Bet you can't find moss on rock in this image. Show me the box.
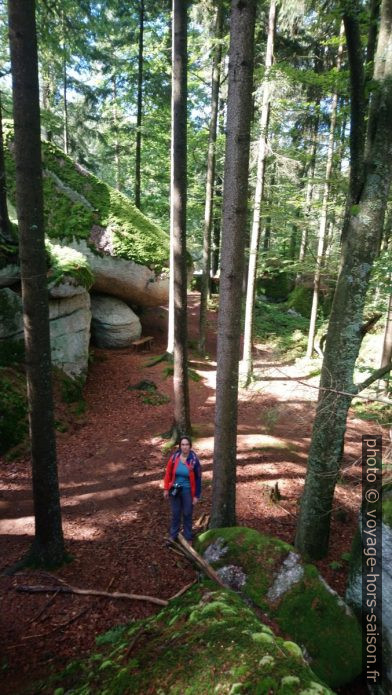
[196,528,362,689]
[48,584,334,695]
[4,126,169,272]
[46,241,94,290]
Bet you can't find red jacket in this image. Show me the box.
[163,450,201,499]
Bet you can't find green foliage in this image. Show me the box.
[253,301,309,358]
[46,240,94,289]
[0,368,28,454]
[258,272,293,301]
[287,286,313,318]
[352,401,392,426]
[0,338,25,367]
[139,391,170,406]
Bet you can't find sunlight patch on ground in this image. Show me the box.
[236,433,296,451]
[61,486,131,506]
[0,516,34,535]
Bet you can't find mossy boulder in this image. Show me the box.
[4,126,169,273]
[258,272,293,302]
[196,527,362,688]
[48,584,335,695]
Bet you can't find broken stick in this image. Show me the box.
[16,584,168,606]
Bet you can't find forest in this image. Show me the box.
[0,0,391,693]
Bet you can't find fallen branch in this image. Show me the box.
[16,584,168,606]
[169,534,226,588]
[168,580,197,601]
[26,589,60,625]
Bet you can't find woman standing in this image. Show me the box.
[163,436,201,543]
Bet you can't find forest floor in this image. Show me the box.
[0,292,384,694]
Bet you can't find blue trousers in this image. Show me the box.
[170,488,193,541]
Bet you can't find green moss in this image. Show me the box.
[46,241,94,289]
[4,127,169,272]
[0,338,25,367]
[197,527,291,609]
[196,527,362,689]
[47,584,334,695]
[258,272,293,301]
[287,287,313,318]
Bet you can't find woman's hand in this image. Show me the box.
[193,497,198,505]
[164,490,169,500]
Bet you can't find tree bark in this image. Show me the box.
[210,0,256,528]
[241,0,276,385]
[306,23,344,359]
[295,0,392,559]
[0,92,12,243]
[199,2,224,356]
[112,76,121,191]
[62,12,68,155]
[134,0,144,209]
[379,290,392,394]
[171,0,190,438]
[8,0,66,567]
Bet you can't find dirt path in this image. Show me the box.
[0,293,376,693]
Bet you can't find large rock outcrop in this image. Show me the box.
[4,127,170,308]
[0,286,91,378]
[64,238,169,307]
[197,527,362,689]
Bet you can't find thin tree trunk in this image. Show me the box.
[135,0,144,209]
[295,0,392,559]
[379,290,392,394]
[112,77,121,192]
[210,0,256,528]
[199,2,224,356]
[306,24,344,359]
[241,0,276,385]
[171,0,190,438]
[8,0,66,567]
[0,92,12,243]
[62,14,68,155]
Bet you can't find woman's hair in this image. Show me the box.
[179,435,192,447]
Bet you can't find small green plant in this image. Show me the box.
[329,561,343,571]
[139,391,170,406]
[352,401,392,426]
[260,406,280,433]
[96,626,127,646]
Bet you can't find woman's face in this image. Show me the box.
[180,439,191,455]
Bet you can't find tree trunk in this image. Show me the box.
[0,92,12,243]
[112,76,121,191]
[8,0,66,567]
[241,0,276,386]
[62,13,68,155]
[379,290,392,394]
[134,0,144,210]
[306,23,344,359]
[295,0,392,559]
[199,2,224,356]
[210,0,256,528]
[171,0,190,438]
